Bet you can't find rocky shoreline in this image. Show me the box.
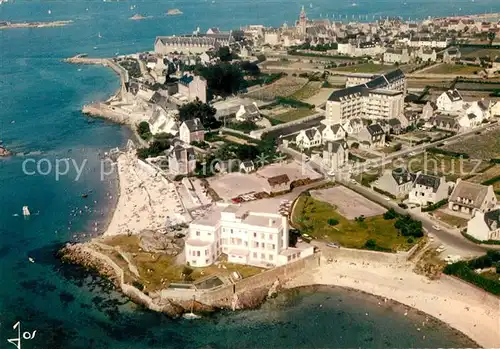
[0,145,12,157]
[58,242,279,318]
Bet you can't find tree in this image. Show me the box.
[327,218,339,226]
[487,31,496,46]
[178,99,219,128]
[383,208,398,220]
[137,121,152,140]
[196,63,244,95]
[257,54,266,63]
[364,239,377,249]
[240,61,260,76]
[217,46,233,62]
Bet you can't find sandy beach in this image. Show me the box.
[288,258,500,348]
[104,150,188,236]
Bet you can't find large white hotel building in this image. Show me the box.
[185,204,314,268]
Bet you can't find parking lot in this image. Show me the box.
[207,161,322,201]
[310,186,386,220]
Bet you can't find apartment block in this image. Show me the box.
[185,204,314,268]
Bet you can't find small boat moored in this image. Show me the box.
[22,206,30,216]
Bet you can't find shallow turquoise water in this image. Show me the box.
[0,0,498,347]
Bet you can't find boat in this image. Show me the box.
[98,32,102,38]
[28,257,35,263]
[22,206,30,216]
[81,193,88,198]
[182,296,201,320]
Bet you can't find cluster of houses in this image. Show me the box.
[373,169,500,241]
[423,89,494,131]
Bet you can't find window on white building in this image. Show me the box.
[268,234,272,240]
[269,254,273,260]
[192,260,196,265]
[261,253,265,259]
[205,249,208,256]
[196,231,200,236]
[205,259,209,264]
[272,244,276,250]
[196,251,200,257]
[253,232,257,238]
[253,252,257,258]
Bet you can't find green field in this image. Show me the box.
[330,63,395,74]
[269,108,315,122]
[425,64,481,75]
[292,196,418,251]
[290,81,322,100]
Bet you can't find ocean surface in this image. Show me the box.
[0,0,498,348]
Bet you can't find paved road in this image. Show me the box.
[342,181,490,254]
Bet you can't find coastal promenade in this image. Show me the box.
[287,258,500,348]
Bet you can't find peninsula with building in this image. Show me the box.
[61,8,500,347]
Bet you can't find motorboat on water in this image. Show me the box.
[182,296,201,320]
[22,206,30,216]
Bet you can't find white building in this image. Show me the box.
[177,73,207,103]
[409,174,449,206]
[185,204,314,267]
[148,106,179,136]
[436,89,464,112]
[325,69,406,124]
[467,209,500,241]
[448,179,497,216]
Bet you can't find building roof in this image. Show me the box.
[267,174,290,187]
[179,74,194,85]
[414,174,441,192]
[445,89,462,102]
[484,209,500,231]
[388,118,401,127]
[183,118,204,132]
[323,140,346,153]
[169,144,195,161]
[449,180,490,209]
[366,123,384,136]
[392,167,415,185]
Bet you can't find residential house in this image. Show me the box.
[320,123,346,142]
[148,106,179,136]
[436,89,463,112]
[177,73,207,103]
[295,128,322,149]
[184,203,314,267]
[383,48,410,64]
[267,174,291,193]
[467,209,500,241]
[387,118,402,134]
[413,47,437,62]
[322,140,349,172]
[373,167,416,198]
[235,103,261,122]
[168,144,197,175]
[356,123,386,149]
[409,174,449,206]
[214,159,239,173]
[179,118,205,144]
[342,118,363,135]
[442,47,461,63]
[240,160,255,173]
[448,179,498,216]
[422,101,437,120]
[491,101,500,117]
[428,114,461,132]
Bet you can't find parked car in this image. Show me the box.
[432,225,441,231]
[326,242,339,248]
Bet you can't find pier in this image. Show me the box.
[64,54,129,100]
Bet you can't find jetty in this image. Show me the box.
[64,54,129,100]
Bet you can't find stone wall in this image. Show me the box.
[321,243,420,264]
[198,253,320,304]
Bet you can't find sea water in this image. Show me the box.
[0,0,497,347]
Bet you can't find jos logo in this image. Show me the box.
[7,321,36,349]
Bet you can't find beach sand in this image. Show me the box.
[104,150,187,236]
[288,258,500,348]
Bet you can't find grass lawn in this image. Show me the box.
[353,172,379,186]
[290,81,322,100]
[330,63,395,74]
[395,152,491,181]
[271,108,315,122]
[292,196,418,251]
[444,129,500,160]
[462,48,500,58]
[99,235,262,292]
[425,64,481,75]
